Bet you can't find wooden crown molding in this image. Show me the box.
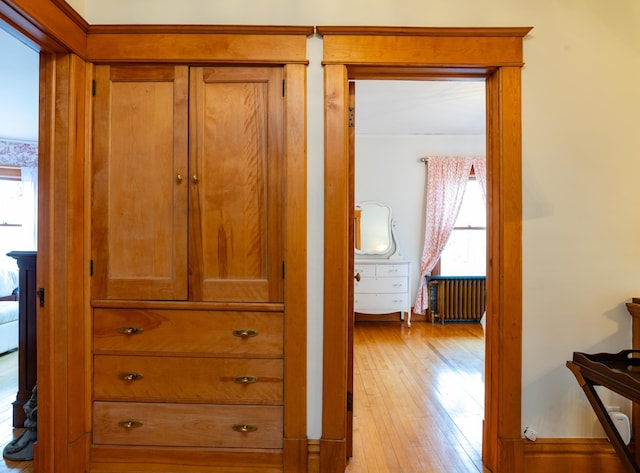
[318,26,532,67]
[86,24,314,63]
[316,25,532,37]
[88,24,314,36]
[0,0,87,54]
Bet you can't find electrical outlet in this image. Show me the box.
[523,427,537,441]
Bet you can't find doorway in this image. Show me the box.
[319,26,529,473]
[0,23,39,463]
[351,78,487,469]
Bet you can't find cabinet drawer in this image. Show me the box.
[94,355,283,403]
[354,293,408,312]
[375,264,409,277]
[94,309,283,356]
[355,277,407,294]
[353,263,376,278]
[93,401,283,449]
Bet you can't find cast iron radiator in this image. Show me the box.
[427,276,486,323]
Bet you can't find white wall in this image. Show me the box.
[0,28,39,142]
[355,133,486,300]
[79,0,640,440]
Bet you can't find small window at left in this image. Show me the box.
[0,167,23,226]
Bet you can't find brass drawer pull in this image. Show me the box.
[118,420,143,430]
[117,326,144,335]
[232,329,258,338]
[233,375,258,384]
[232,424,258,433]
[118,372,144,382]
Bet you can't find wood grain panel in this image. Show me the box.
[94,355,283,403]
[93,308,283,357]
[523,438,626,473]
[282,62,308,456]
[189,67,283,303]
[321,63,349,473]
[86,28,311,64]
[93,401,283,449]
[90,445,283,472]
[92,65,189,300]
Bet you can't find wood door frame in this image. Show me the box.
[318,26,531,473]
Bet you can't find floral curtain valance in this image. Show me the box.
[0,139,38,167]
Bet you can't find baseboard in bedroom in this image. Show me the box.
[523,437,627,473]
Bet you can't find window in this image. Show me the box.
[0,167,26,268]
[439,178,486,276]
[0,167,23,225]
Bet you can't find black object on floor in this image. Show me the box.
[3,385,36,461]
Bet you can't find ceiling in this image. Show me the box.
[0,27,39,142]
[354,80,486,136]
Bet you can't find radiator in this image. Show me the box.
[427,276,486,323]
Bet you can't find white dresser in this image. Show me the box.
[354,259,412,326]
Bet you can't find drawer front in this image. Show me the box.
[355,277,407,294]
[375,264,409,277]
[354,293,408,312]
[93,401,283,449]
[353,263,375,278]
[94,356,283,403]
[94,309,283,356]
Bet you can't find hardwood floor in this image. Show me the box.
[0,350,32,473]
[347,320,485,473]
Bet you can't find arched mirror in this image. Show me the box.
[355,201,397,257]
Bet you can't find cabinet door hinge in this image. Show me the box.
[36,288,45,308]
[282,79,285,97]
[92,80,96,96]
[90,259,94,276]
[348,107,355,128]
[347,391,353,411]
[282,261,285,279]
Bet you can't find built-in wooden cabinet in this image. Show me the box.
[92,65,283,303]
[91,61,297,472]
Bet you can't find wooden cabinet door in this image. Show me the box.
[189,67,284,302]
[92,65,189,300]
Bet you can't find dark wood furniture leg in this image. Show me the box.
[7,251,37,428]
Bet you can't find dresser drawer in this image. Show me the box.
[355,277,407,294]
[93,309,283,356]
[375,264,409,277]
[94,355,283,403]
[93,401,283,449]
[353,263,376,278]
[354,293,409,312]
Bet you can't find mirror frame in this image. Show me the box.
[354,200,394,257]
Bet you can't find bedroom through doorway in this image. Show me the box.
[349,79,487,471]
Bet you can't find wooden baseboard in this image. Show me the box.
[523,438,627,473]
[307,437,629,473]
[307,439,320,473]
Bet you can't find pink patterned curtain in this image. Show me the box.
[472,156,487,203]
[0,139,38,167]
[414,156,475,314]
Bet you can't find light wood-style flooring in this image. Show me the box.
[0,350,32,473]
[347,321,485,473]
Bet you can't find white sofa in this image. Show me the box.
[0,267,19,354]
